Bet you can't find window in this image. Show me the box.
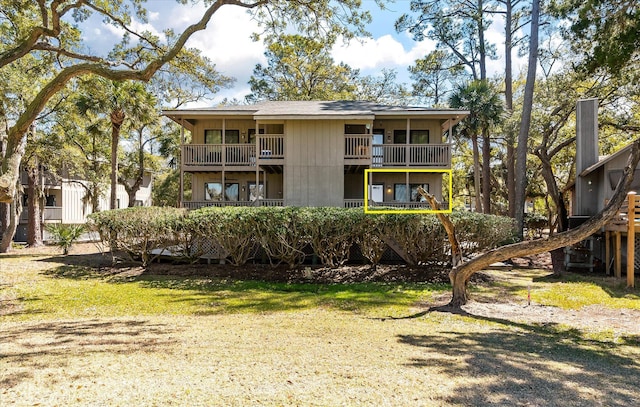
[394,183,429,202]
[248,128,265,144]
[45,195,56,206]
[205,129,222,144]
[225,183,239,201]
[345,124,367,134]
[225,130,240,144]
[393,130,430,144]
[204,129,240,144]
[248,182,265,201]
[205,182,223,201]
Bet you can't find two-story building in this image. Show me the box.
[163,100,468,209]
[15,168,153,242]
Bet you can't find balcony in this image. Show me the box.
[182,200,284,210]
[182,135,285,170]
[20,206,63,223]
[344,135,451,168]
[343,200,450,210]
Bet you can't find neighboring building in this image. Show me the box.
[570,98,638,284]
[15,168,153,242]
[163,100,468,209]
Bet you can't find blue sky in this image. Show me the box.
[83,0,526,106]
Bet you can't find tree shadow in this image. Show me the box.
[1,319,176,390]
[397,306,640,406]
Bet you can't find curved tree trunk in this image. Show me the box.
[418,187,463,267]
[0,194,21,253]
[449,136,640,307]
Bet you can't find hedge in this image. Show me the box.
[88,206,516,267]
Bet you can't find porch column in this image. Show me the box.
[405,171,410,205]
[221,118,226,201]
[255,121,260,204]
[406,118,411,167]
[179,118,184,208]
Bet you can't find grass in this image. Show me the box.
[2,248,640,406]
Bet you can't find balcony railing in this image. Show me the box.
[344,200,450,210]
[344,135,371,159]
[183,135,285,167]
[20,206,63,222]
[344,136,451,167]
[182,200,284,210]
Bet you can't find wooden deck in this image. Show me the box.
[604,191,639,287]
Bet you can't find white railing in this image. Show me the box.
[20,206,63,222]
[183,144,224,166]
[373,144,451,167]
[258,135,284,159]
[344,199,364,208]
[182,144,257,166]
[368,201,450,210]
[345,135,371,159]
[44,206,63,221]
[182,200,284,209]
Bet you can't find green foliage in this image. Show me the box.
[88,207,187,267]
[450,211,516,253]
[252,207,309,268]
[302,207,361,267]
[186,207,257,266]
[88,206,515,268]
[45,224,86,255]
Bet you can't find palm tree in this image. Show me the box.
[76,77,156,210]
[449,80,504,213]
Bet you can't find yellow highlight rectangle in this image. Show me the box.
[364,168,453,214]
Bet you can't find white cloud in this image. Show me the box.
[332,35,437,73]
[185,5,265,100]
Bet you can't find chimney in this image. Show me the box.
[575,98,599,216]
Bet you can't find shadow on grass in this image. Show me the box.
[397,306,640,406]
[0,319,177,390]
[534,271,639,299]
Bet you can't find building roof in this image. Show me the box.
[163,100,469,123]
[580,143,633,176]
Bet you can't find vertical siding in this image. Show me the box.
[285,120,344,207]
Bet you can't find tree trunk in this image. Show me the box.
[110,109,125,210]
[0,195,21,253]
[418,187,463,267]
[482,128,491,214]
[449,136,640,306]
[0,132,26,203]
[26,165,43,247]
[504,0,516,218]
[472,134,483,212]
[514,0,540,239]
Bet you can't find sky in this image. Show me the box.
[84,0,528,106]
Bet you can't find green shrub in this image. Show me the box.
[88,206,515,268]
[302,207,361,267]
[45,223,86,255]
[450,211,516,255]
[88,207,187,266]
[187,207,257,266]
[252,207,309,268]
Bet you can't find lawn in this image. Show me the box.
[2,245,640,406]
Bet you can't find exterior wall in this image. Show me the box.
[372,118,443,144]
[192,172,283,201]
[191,118,257,144]
[284,119,344,207]
[369,172,443,202]
[575,99,599,216]
[182,114,453,207]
